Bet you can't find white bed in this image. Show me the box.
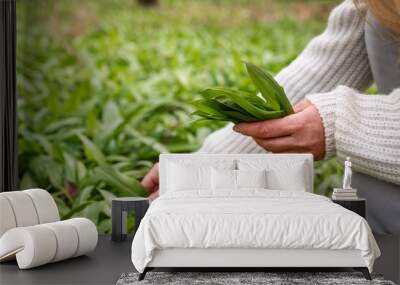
[131,154,380,280]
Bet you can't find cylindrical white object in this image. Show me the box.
[0,188,98,269]
[42,221,79,262]
[0,226,57,269]
[66,218,98,257]
[24,189,60,224]
[0,218,98,269]
[0,196,17,237]
[1,192,39,227]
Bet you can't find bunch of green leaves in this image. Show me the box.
[193,62,294,124]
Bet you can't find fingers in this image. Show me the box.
[141,163,159,193]
[234,113,302,139]
[149,190,159,202]
[253,136,299,153]
[233,100,325,158]
[293,99,311,113]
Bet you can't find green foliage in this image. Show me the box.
[193,62,293,123]
[245,62,293,114]
[16,0,342,233]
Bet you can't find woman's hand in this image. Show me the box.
[233,100,325,160]
[141,162,160,201]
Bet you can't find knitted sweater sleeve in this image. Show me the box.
[306,87,400,185]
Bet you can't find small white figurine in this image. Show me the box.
[342,157,352,190]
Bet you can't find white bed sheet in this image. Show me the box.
[131,190,380,273]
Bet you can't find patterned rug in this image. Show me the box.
[117,271,395,285]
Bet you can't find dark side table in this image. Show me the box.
[112,197,149,242]
[332,198,366,218]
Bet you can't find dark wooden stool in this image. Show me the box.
[112,197,149,242]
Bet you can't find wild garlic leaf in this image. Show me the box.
[193,62,293,123]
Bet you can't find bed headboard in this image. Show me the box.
[159,153,314,194]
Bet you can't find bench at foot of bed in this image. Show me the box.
[137,267,372,281]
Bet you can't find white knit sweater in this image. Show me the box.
[197,0,400,185]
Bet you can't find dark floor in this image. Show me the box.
[1,234,398,285]
[0,235,134,285]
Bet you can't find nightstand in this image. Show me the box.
[111,197,150,242]
[332,198,366,218]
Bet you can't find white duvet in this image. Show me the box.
[131,190,380,273]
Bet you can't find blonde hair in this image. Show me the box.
[363,0,400,34]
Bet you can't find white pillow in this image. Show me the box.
[238,159,307,191]
[236,169,267,189]
[266,166,306,191]
[211,169,268,191]
[211,168,236,190]
[167,163,211,191]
